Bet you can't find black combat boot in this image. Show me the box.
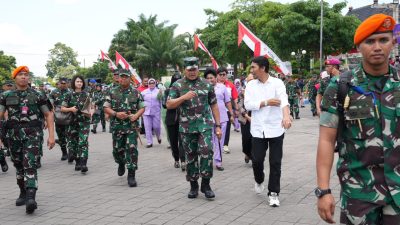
[61,147,68,161]
[118,163,125,176]
[68,150,75,163]
[127,169,137,187]
[37,157,41,169]
[102,126,106,132]
[81,158,88,173]
[188,181,199,199]
[91,125,97,134]
[295,112,300,119]
[200,178,215,199]
[0,155,8,172]
[16,180,26,206]
[75,158,81,171]
[25,188,37,214]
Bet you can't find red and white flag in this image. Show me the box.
[115,51,142,84]
[238,20,290,75]
[100,50,118,71]
[194,34,219,69]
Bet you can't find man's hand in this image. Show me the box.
[116,112,129,120]
[317,194,336,224]
[282,115,292,129]
[230,115,235,124]
[47,136,55,150]
[267,98,281,107]
[317,109,322,117]
[129,114,139,122]
[70,106,78,113]
[215,127,222,140]
[182,91,197,101]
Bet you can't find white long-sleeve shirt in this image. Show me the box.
[244,76,289,138]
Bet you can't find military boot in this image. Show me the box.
[102,126,106,132]
[81,158,88,173]
[68,150,75,163]
[25,188,37,214]
[0,155,8,172]
[91,125,97,134]
[200,178,215,199]
[118,163,125,176]
[295,112,300,119]
[61,147,68,161]
[37,157,41,169]
[127,169,137,187]
[16,180,26,206]
[188,181,199,199]
[74,158,81,171]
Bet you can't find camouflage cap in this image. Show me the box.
[183,57,199,70]
[119,69,131,77]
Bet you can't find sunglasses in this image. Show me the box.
[218,73,227,76]
[149,82,156,84]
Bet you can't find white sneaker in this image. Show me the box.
[223,145,230,154]
[268,192,280,207]
[254,183,264,194]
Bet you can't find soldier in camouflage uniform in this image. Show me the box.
[285,76,300,119]
[0,80,13,172]
[306,75,318,116]
[0,66,55,214]
[167,57,222,199]
[316,14,400,224]
[61,75,91,173]
[49,78,70,161]
[91,83,105,133]
[316,59,341,116]
[104,70,145,187]
[107,72,120,133]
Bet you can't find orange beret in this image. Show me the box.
[12,66,29,79]
[354,14,396,45]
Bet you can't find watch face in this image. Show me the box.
[315,188,322,197]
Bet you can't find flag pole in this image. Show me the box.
[319,0,324,72]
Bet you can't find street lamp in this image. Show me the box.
[291,50,307,74]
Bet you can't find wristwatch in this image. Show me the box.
[314,187,331,198]
[215,124,221,128]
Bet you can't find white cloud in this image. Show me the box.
[0,23,32,46]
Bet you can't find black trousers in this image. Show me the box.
[166,124,185,162]
[252,134,284,194]
[224,112,231,146]
[241,122,252,159]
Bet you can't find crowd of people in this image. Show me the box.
[1,13,400,225]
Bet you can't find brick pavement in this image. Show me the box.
[0,106,340,224]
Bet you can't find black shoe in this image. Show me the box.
[181,162,186,172]
[37,157,41,169]
[68,150,75,163]
[25,188,37,214]
[167,146,171,149]
[81,158,88,173]
[75,158,81,171]
[244,155,250,164]
[102,127,106,132]
[118,164,125,176]
[91,129,97,134]
[61,148,68,161]
[200,179,215,199]
[295,113,300,119]
[216,166,224,171]
[158,139,162,144]
[188,181,199,199]
[127,170,137,187]
[16,188,26,206]
[0,157,8,172]
[146,144,153,148]
[174,161,180,168]
[55,139,60,145]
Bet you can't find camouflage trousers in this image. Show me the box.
[309,95,316,114]
[55,124,68,150]
[288,97,299,115]
[67,121,90,159]
[92,110,106,128]
[112,129,138,171]
[39,130,44,157]
[340,195,400,225]
[180,130,213,181]
[7,128,41,189]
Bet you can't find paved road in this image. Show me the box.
[0,106,340,224]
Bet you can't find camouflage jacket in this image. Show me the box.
[285,82,299,99]
[103,85,144,132]
[317,77,330,95]
[306,80,318,98]
[92,90,105,108]
[62,90,91,123]
[320,64,400,206]
[0,88,50,139]
[168,77,217,133]
[50,88,70,107]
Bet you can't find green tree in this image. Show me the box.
[77,60,111,83]
[46,42,79,78]
[0,51,16,83]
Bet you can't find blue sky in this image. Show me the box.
[0,0,379,77]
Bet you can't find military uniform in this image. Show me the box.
[306,78,318,116]
[104,82,144,186]
[317,76,330,97]
[286,81,300,119]
[62,90,91,172]
[50,87,70,160]
[168,77,217,182]
[91,86,105,133]
[0,86,10,173]
[320,64,400,223]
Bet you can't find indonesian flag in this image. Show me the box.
[238,20,290,76]
[194,34,219,69]
[100,50,118,71]
[115,51,142,85]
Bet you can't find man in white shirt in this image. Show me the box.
[244,56,291,207]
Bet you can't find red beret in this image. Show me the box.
[354,14,396,45]
[12,66,29,79]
